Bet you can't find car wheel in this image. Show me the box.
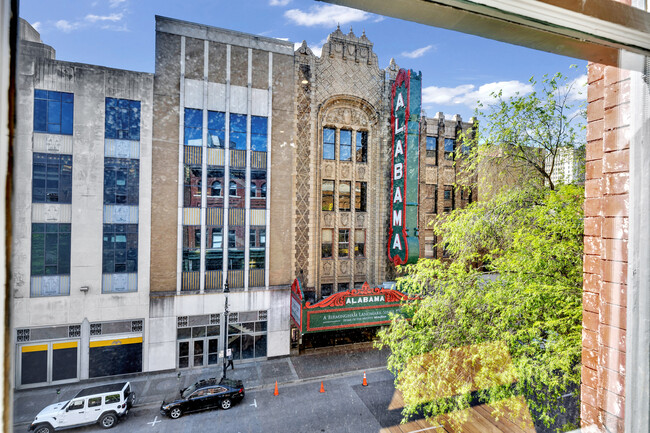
[220,398,232,410]
[99,412,117,429]
[33,424,53,433]
[170,407,183,419]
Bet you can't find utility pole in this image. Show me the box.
[222,279,229,379]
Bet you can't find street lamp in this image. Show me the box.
[222,279,229,379]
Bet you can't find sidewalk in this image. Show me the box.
[13,344,390,426]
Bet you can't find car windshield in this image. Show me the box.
[181,383,198,399]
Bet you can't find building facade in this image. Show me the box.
[418,113,475,259]
[147,16,295,372]
[12,19,154,387]
[12,16,477,385]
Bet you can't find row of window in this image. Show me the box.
[425,136,470,164]
[183,166,266,208]
[323,128,367,162]
[182,226,266,272]
[321,228,365,259]
[322,180,366,212]
[185,109,268,151]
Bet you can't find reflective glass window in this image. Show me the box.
[228,227,245,270]
[339,181,351,212]
[322,229,332,258]
[251,116,267,152]
[183,165,202,208]
[105,98,140,140]
[229,169,245,208]
[250,226,265,269]
[104,158,139,205]
[340,129,352,161]
[322,180,334,211]
[205,226,223,271]
[207,111,225,148]
[338,229,349,258]
[32,153,72,204]
[356,131,367,163]
[184,108,203,146]
[355,181,366,212]
[34,90,73,135]
[323,128,335,160]
[229,114,247,150]
[31,223,71,276]
[182,226,201,272]
[102,224,138,274]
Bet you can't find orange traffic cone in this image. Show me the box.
[319,381,325,393]
[273,380,279,396]
[362,371,368,387]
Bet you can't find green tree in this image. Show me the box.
[459,70,586,193]
[377,185,584,430]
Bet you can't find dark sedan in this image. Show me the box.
[160,377,245,419]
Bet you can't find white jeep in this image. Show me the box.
[28,382,135,433]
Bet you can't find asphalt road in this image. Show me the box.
[36,369,430,433]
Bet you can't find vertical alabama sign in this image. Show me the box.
[389,69,421,265]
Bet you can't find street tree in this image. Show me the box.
[459,70,586,193]
[377,185,584,431]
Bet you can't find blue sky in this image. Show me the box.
[19,0,587,121]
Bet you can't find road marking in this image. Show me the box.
[250,398,257,408]
[147,416,161,427]
[409,426,443,433]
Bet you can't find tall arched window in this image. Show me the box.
[229,180,237,197]
[250,183,257,197]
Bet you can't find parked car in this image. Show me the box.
[29,382,135,433]
[160,377,245,419]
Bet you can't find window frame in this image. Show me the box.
[339,181,351,212]
[323,127,335,160]
[356,130,368,163]
[32,153,73,204]
[339,129,352,161]
[321,229,333,259]
[338,229,350,258]
[34,89,74,135]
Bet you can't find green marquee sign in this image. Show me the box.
[388,68,421,266]
[290,280,410,334]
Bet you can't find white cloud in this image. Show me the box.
[565,74,587,102]
[285,4,370,27]
[85,13,123,23]
[32,22,42,32]
[55,20,82,33]
[401,45,434,59]
[269,0,291,6]
[109,0,127,7]
[422,80,534,109]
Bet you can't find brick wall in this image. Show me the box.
[582,58,631,432]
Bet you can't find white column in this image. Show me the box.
[222,45,231,289]
[199,40,209,293]
[176,36,186,294]
[265,52,272,289]
[244,48,252,291]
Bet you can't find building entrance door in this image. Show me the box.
[178,336,221,369]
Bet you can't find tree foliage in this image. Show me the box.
[377,185,584,430]
[459,70,586,193]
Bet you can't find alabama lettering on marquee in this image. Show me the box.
[388,69,421,266]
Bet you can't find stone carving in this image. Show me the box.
[325,107,368,127]
[339,261,349,275]
[44,204,59,221]
[324,213,333,227]
[323,162,334,178]
[46,136,61,152]
[341,213,350,226]
[356,214,365,226]
[323,261,333,276]
[355,260,365,274]
[357,165,366,178]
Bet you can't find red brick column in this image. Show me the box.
[582,59,630,432]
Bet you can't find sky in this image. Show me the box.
[19,0,587,121]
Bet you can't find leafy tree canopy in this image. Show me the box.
[458,70,586,193]
[377,185,584,431]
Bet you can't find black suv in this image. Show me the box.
[160,377,245,419]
